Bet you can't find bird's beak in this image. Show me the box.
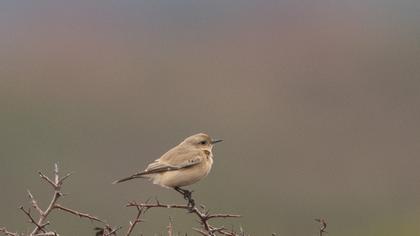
[211,139,223,144]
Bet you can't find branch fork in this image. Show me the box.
[126,195,241,236]
[1,163,116,236]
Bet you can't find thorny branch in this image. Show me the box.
[19,206,49,233]
[126,197,241,236]
[124,203,144,236]
[54,204,106,223]
[1,164,115,236]
[1,163,328,236]
[0,227,17,236]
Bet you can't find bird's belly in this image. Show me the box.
[154,160,212,188]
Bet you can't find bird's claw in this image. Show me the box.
[175,187,196,210]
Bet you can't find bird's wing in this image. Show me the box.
[112,147,205,184]
[143,154,202,174]
[142,147,205,174]
[112,156,202,184]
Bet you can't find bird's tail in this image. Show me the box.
[112,173,147,184]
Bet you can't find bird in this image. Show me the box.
[113,133,223,208]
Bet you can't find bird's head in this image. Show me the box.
[181,133,223,151]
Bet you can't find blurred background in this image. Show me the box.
[1,0,420,235]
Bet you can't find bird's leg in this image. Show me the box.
[174,187,195,210]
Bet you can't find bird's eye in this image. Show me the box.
[200,140,207,145]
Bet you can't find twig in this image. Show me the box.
[28,163,111,236]
[127,199,240,236]
[167,217,173,236]
[22,163,111,236]
[34,232,59,236]
[30,164,63,235]
[58,172,74,185]
[207,214,242,219]
[125,202,145,236]
[0,227,18,236]
[27,190,43,215]
[54,204,105,223]
[37,172,56,189]
[193,228,209,236]
[19,206,49,233]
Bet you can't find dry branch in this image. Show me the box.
[19,206,49,233]
[54,204,105,223]
[127,197,241,236]
[0,227,18,236]
[1,163,257,236]
[1,163,113,236]
[125,203,144,236]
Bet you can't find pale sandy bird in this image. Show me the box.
[113,133,222,207]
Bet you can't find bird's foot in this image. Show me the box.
[174,187,195,211]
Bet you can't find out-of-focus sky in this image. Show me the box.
[1,0,420,235]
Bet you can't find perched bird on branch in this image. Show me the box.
[113,133,223,208]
